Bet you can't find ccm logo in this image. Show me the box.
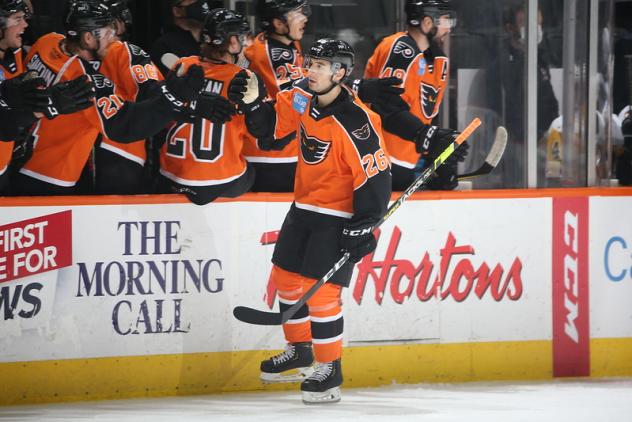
[343,227,373,237]
[563,210,580,343]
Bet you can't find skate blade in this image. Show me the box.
[260,366,314,384]
[301,387,341,404]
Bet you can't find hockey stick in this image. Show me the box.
[457,126,507,180]
[233,117,482,326]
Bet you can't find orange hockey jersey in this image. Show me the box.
[160,56,253,186]
[242,33,305,164]
[22,33,179,187]
[273,79,391,220]
[364,32,449,168]
[0,47,25,178]
[98,41,163,165]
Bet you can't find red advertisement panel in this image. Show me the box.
[0,211,72,283]
[552,197,589,377]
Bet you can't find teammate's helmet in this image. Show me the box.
[65,1,115,37]
[307,38,354,81]
[201,8,249,46]
[256,0,311,31]
[405,0,454,26]
[103,0,132,26]
[0,0,31,29]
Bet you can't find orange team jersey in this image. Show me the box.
[242,33,306,164]
[273,79,391,219]
[0,47,25,177]
[160,56,253,186]
[22,33,175,187]
[98,41,163,165]
[364,32,449,168]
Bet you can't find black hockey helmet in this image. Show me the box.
[103,0,132,26]
[256,0,311,31]
[65,1,115,37]
[307,38,354,81]
[405,0,455,27]
[0,0,31,29]
[201,8,249,46]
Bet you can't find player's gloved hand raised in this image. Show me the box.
[43,75,96,119]
[355,77,404,102]
[340,220,377,264]
[165,63,205,103]
[228,69,267,112]
[0,71,49,111]
[190,92,235,124]
[416,126,469,166]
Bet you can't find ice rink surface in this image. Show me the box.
[1,379,631,422]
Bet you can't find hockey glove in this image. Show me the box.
[354,77,404,103]
[0,71,49,112]
[416,125,469,166]
[43,75,96,119]
[165,63,205,104]
[340,220,377,264]
[228,70,267,113]
[189,92,235,124]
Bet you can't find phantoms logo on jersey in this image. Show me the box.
[300,126,331,165]
[352,123,371,140]
[421,82,440,119]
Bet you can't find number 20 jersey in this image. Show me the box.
[159,57,254,187]
[364,32,449,169]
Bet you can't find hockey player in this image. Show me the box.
[151,0,210,77]
[229,39,391,404]
[243,0,406,192]
[158,8,255,205]
[364,0,468,191]
[13,0,209,195]
[240,0,310,192]
[0,0,95,194]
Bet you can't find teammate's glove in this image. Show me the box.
[165,63,205,103]
[340,220,377,264]
[43,75,95,119]
[353,77,407,107]
[228,69,267,113]
[189,92,235,124]
[0,71,49,111]
[415,126,469,166]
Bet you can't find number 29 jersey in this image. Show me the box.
[159,56,254,187]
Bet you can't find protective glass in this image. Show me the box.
[286,4,311,22]
[433,12,457,29]
[304,56,342,78]
[95,26,116,41]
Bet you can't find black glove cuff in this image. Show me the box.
[382,110,425,141]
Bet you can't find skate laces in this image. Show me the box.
[271,344,296,365]
[307,361,333,382]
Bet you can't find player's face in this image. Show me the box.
[0,11,29,50]
[285,8,308,40]
[306,57,345,91]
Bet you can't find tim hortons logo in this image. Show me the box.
[264,227,523,307]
